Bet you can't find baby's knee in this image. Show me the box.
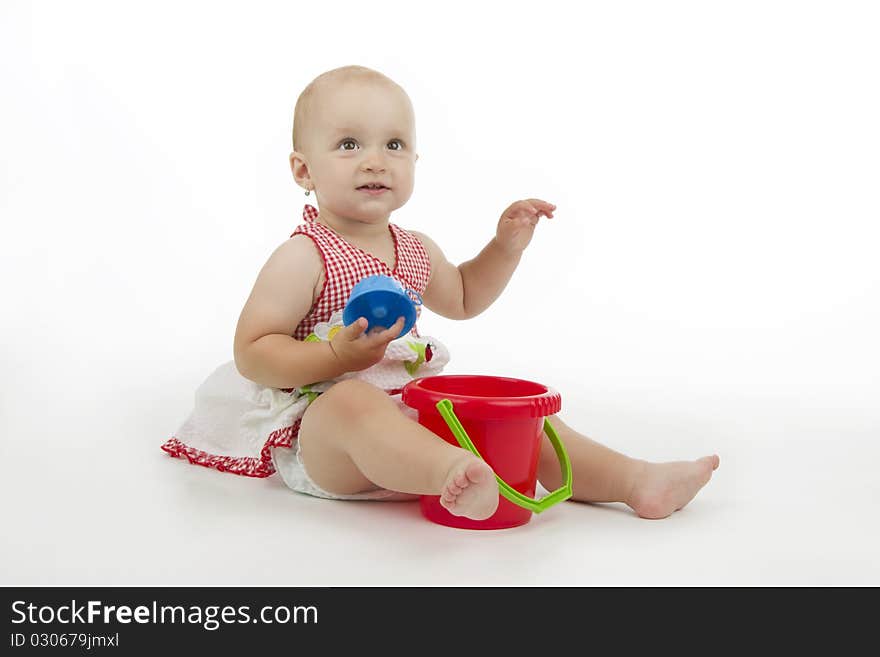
[319,379,392,420]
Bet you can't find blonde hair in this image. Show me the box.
[291,65,408,152]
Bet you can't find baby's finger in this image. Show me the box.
[507,202,538,221]
[519,200,540,214]
[362,316,404,345]
[527,198,556,210]
[526,198,556,218]
[342,317,368,340]
[380,316,406,342]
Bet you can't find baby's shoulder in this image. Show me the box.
[271,233,323,270]
[403,228,447,262]
[403,227,438,251]
[261,234,324,299]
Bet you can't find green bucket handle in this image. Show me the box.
[436,399,573,514]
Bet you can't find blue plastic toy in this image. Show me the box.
[343,275,422,339]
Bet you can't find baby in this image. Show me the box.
[163,65,719,521]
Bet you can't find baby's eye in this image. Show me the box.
[387,139,405,151]
[339,138,359,151]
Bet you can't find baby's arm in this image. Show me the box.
[412,230,521,320]
[233,237,346,389]
[416,199,555,319]
[234,237,403,388]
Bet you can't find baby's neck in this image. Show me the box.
[316,208,391,241]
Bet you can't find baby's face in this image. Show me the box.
[294,80,417,223]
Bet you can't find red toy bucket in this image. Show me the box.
[401,375,572,530]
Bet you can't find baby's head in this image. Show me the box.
[290,66,418,223]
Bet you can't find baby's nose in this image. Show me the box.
[362,150,387,172]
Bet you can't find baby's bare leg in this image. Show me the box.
[297,379,498,520]
[538,415,719,519]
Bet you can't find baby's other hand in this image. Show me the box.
[494,199,555,255]
[329,316,406,372]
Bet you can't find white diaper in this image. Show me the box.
[270,395,421,502]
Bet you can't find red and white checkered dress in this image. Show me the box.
[291,203,430,340]
[161,204,450,481]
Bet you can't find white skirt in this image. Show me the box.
[162,312,450,499]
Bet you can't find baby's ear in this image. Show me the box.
[289,151,311,185]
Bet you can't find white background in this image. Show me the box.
[1,0,878,585]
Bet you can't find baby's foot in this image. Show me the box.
[627,455,720,519]
[440,458,499,520]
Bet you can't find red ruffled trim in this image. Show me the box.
[161,388,406,478]
[160,419,302,478]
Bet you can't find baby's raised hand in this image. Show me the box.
[494,198,556,255]
[329,316,406,372]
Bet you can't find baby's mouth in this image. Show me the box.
[357,184,390,191]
